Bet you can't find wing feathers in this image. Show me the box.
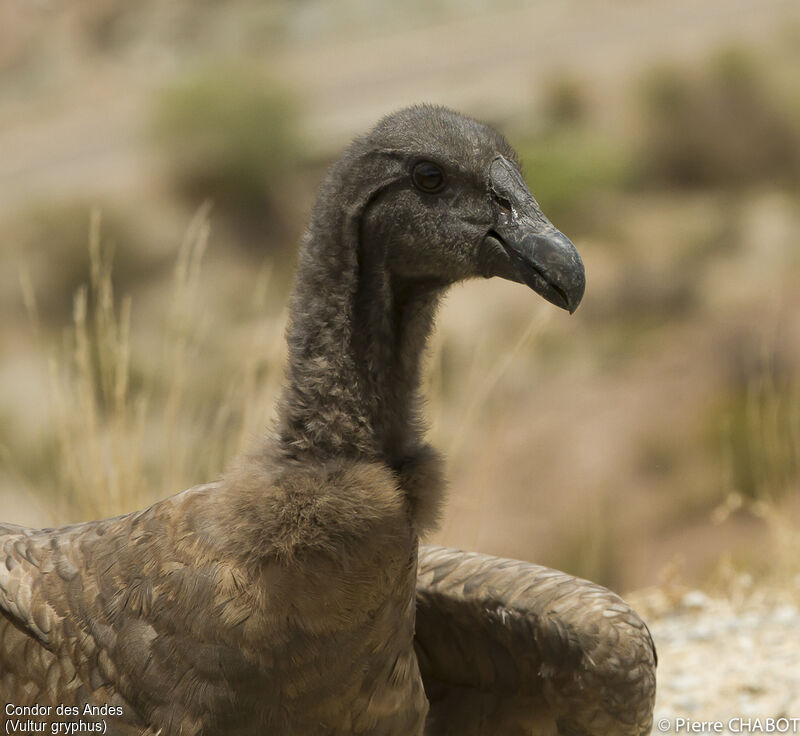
[416,545,656,736]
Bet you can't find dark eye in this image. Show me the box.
[412,160,446,193]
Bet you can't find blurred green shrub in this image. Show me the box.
[83,0,143,52]
[2,202,153,323]
[707,336,800,503]
[151,67,302,248]
[517,130,633,226]
[638,48,800,189]
[553,500,622,590]
[541,74,588,128]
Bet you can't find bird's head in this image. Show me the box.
[335,105,585,313]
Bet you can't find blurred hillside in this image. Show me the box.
[0,0,799,593]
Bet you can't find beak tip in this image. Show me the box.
[567,281,586,315]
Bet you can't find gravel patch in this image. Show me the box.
[633,587,800,734]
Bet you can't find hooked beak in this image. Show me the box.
[480,156,585,314]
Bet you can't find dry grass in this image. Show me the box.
[712,337,800,589]
[8,208,285,523]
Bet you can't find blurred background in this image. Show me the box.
[0,0,799,596]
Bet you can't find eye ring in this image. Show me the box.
[411,160,446,194]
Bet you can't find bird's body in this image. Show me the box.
[1,469,428,734]
[0,106,655,735]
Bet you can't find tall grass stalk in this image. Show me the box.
[716,331,800,588]
[443,308,551,462]
[27,208,284,524]
[161,206,211,497]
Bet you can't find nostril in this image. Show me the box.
[494,195,513,213]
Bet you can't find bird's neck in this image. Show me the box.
[276,206,442,469]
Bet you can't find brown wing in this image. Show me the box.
[415,545,656,736]
[0,482,263,734]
